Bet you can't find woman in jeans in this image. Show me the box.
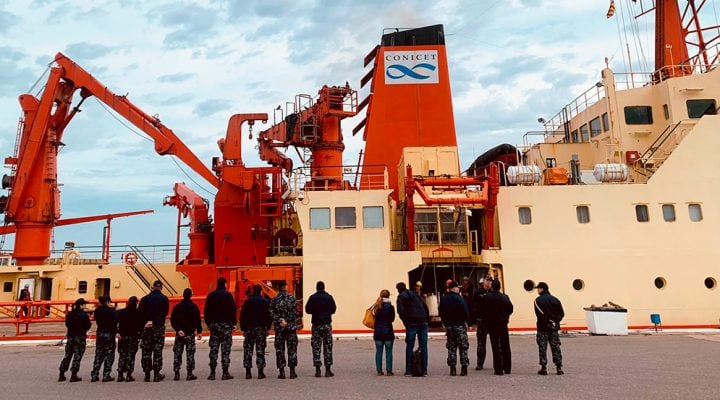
[373,289,395,376]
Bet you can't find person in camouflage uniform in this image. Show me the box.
[58,298,91,382]
[533,282,565,376]
[269,281,299,379]
[117,296,142,382]
[139,280,169,382]
[91,295,118,382]
[240,284,272,379]
[439,281,471,376]
[170,288,202,381]
[204,277,236,380]
[305,281,337,378]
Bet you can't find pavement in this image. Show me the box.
[0,331,718,399]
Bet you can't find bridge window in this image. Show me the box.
[309,208,331,230]
[335,207,356,229]
[688,203,703,222]
[3,282,12,292]
[662,204,675,222]
[78,281,88,294]
[590,117,602,138]
[518,207,532,225]
[635,204,649,222]
[576,205,590,224]
[663,104,669,120]
[624,106,653,125]
[415,211,438,243]
[363,206,384,228]
[602,112,609,131]
[440,211,467,244]
[687,99,717,118]
[580,124,589,142]
[570,130,579,143]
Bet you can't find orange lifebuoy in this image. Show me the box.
[124,252,138,266]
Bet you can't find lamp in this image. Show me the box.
[537,117,546,124]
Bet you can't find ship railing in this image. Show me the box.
[542,84,606,136]
[289,164,389,192]
[0,296,207,337]
[45,244,188,265]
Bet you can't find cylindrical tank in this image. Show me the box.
[593,163,628,182]
[506,165,541,185]
[424,294,439,318]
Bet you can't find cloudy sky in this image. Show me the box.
[0,0,688,257]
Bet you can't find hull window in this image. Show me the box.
[688,204,703,222]
[335,207,356,229]
[310,208,331,230]
[576,205,590,224]
[662,204,676,222]
[635,204,650,222]
[362,206,384,228]
[3,282,12,292]
[624,106,653,125]
[704,278,717,290]
[654,277,667,289]
[518,207,532,225]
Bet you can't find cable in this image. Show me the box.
[170,157,215,196]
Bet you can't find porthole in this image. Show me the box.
[704,277,717,290]
[654,277,666,289]
[572,279,585,291]
[523,280,535,292]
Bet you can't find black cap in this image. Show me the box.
[448,281,459,289]
[75,298,88,306]
[535,282,549,290]
[152,280,163,288]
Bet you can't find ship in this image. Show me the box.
[1,0,718,333]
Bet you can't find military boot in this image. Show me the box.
[91,376,100,383]
[461,366,468,376]
[125,373,135,382]
[314,366,321,377]
[153,372,165,382]
[538,366,548,375]
[278,368,286,379]
[556,367,564,375]
[208,369,216,380]
[450,366,457,376]
[245,368,252,379]
[289,367,297,379]
[69,373,82,383]
[144,371,151,382]
[117,372,125,382]
[174,371,180,381]
[257,368,266,380]
[325,366,334,378]
[58,372,66,382]
[187,372,197,381]
[102,376,115,382]
[221,369,233,380]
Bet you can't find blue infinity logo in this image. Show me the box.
[386,63,436,80]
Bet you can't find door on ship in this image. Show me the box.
[94,278,110,299]
[39,278,52,316]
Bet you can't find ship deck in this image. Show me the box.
[1,332,717,399]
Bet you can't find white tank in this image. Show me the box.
[506,165,541,185]
[593,163,629,182]
[424,294,439,317]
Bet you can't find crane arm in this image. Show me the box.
[163,182,210,233]
[53,52,219,189]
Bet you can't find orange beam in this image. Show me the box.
[0,210,153,235]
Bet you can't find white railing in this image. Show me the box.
[289,165,388,192]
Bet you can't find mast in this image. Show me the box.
[655,0,690,77]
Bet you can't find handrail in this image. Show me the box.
[129,246,178,296]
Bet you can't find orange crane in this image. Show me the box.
[257,84,357,189]
[0,52,217,266]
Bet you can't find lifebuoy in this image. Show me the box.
[124,252,138,266]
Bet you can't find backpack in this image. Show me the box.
[411,348,424,377]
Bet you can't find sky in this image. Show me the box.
[0,0,703,257]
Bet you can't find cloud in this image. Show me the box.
[0,10,17,33]
[192,99,233,118]
[63,42,118,62]
[157,72,196,83]
[0,46,38,93]
[151,4,222,49]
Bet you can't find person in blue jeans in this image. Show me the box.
[373,289,395,376]
[396,282,430,376]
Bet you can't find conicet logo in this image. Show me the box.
[384,50,439,85]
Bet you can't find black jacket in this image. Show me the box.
[117,306,143,338]
[170,299,202,336]
[534,291,565,332]
[65,308,91,338]
[469,287,488,322]
[373,302,395,341]
[305,290,337,326]
[396,289,429,326]
[483,290,514,326]
[94,305,118,335]
[439,291,471,327]
[139,289,169,327]
[240,295,272,331]
[204,288,237,325]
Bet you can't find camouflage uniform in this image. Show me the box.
[208,323,233,371]
[59,336,87,374]
[91,332,117,380]
[537,330,562,368]
[242,327,268,368]
[141,325,166,373]
[310,324,333,367]
[117,336,140,375]
[173,334,196,373]
[269,290,298,368]
[445,325,470,367]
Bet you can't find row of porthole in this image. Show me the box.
[523,277,717,292]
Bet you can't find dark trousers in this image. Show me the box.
[476,321,488,368]
[488,323,511,373]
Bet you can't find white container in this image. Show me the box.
[593,163,629,182]
[424,294,439,318]
[585,309,628,335]
[506,165,541,185]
